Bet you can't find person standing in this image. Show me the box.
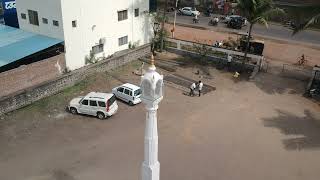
[198,81,203,97]
[227,53,232,70]
[189,82,196,96]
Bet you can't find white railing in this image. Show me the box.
[166,38,264,60]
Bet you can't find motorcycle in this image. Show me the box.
[192,18,199,24]
[208,18,219,26]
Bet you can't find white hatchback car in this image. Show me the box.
[112,83,142,106]
[68,92,118,119]
[179,7,200,16]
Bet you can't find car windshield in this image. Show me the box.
[134,89,142,96]
[108,95,116,106]
[79,97,84,103]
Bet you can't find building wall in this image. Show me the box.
[0,54,65,98]
[15,0,64,40]
[16,0,152,70]
[61,0,151,70]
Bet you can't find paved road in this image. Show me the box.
[168,13,320,45]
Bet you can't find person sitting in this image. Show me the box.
[213,17,219,24]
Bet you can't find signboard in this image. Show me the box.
[2,0,19,28]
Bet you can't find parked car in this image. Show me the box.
[178,7,200,16]
[68,92,118,119]
[239,39,265,55]
[112,83,142,106]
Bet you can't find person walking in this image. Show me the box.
[198,81,203,97]
[189,82,196,96]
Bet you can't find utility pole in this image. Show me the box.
[172,0,179,38]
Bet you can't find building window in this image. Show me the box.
[53,20,59,27]
[21,13,26,19]
[42,18,48,24]
[135,8,139,17]
[92,44,104,54]
[118,36,128,46]
[118,10,128,21]
[72,20,77,27]
[28,10,39,26]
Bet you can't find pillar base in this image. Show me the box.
[142,162,160,180]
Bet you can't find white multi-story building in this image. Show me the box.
[16,0,152,70]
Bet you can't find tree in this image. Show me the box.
[150,12,168,55]
[237,0,283,64]
[160,0,168,52]
[292,5,320,35]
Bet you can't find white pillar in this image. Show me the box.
[140,55,163,180]
[142,104,160,180]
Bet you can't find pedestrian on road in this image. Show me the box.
[227,54,232,70]
[193,14,199,24]
[189,82,196,97]
[198,81,203,97]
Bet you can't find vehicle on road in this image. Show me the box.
[193,17,199,24]
[68,92,118,120]
[223,15,247,26]
[203,8,214,17]
[227,18,243,29]
[178,7,200,16]
[208,17,219,26]
[112,83,142,106]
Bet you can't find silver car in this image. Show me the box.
[112,83,142,106]
[179,7,200,16]
[68,92,118,119]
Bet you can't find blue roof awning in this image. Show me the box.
[0,25,63,67]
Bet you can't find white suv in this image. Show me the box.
[112,83,142,106]
[179,7,200,16]
[68,92,118,119]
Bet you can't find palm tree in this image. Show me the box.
[237,0,283,63]
[292,5,320,35]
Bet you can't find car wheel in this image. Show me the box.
[70,107,77,114]
[97,112,105,120]
[129,101,134,106]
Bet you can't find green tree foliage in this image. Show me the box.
[237,0,284,63]
[292,5,320,35]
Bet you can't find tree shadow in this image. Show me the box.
[263,109,320,151]
[252,72,307,95]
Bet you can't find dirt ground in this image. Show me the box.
[1,54,320,180]
[166,24,320,67]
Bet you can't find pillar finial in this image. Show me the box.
[150,54,156,70]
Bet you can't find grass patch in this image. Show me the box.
[16,60,141,114]
[21,76,91,113]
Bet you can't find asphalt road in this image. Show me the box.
[168,13,320,45]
